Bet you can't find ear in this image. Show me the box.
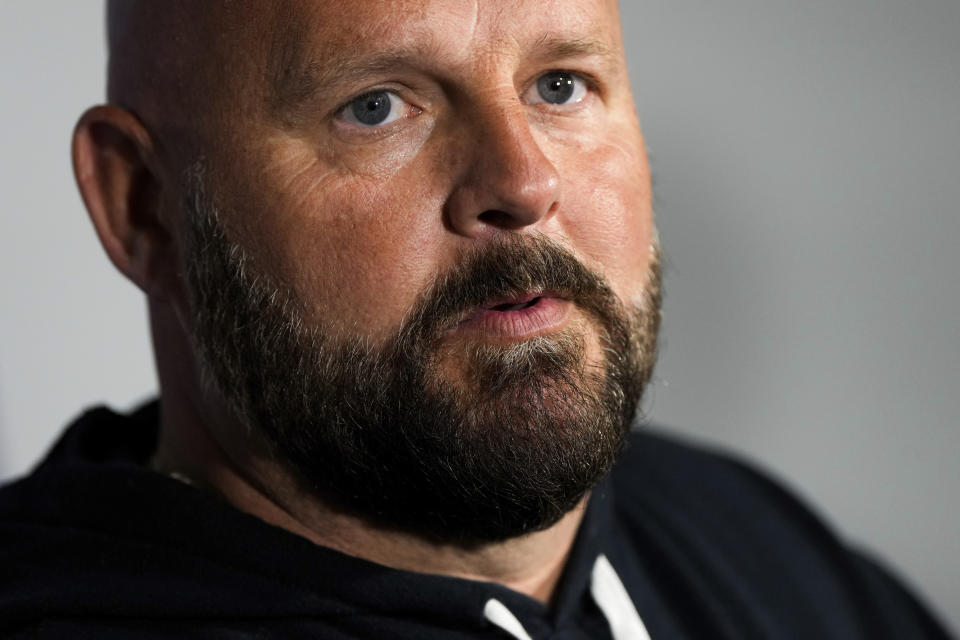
[72,105,174,297]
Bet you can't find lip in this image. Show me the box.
[451,293,572,340]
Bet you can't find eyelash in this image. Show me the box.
[332,86,418,135]
[332,69,599,136]
[523,70,595,109]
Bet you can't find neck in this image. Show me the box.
[153,406,585,603]
[148,302,585,604]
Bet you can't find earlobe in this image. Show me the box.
[72,105,171,296]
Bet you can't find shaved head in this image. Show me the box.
[107,1,197,111]
[104,1,339,184]
[107,1,265,166]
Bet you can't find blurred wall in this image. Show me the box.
[0,0,957,632]
[620,0,959,630]
[0,3,156,483]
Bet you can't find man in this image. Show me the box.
[0,1,952,638]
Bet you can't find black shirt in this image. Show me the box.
[0,402,952,638]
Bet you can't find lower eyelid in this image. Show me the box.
[331,107,428,144]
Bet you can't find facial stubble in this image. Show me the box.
[183,169,661,545]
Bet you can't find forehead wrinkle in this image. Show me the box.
[267,2,621,126]
[268,16,451,125]
[271,53,452,130]
[463,0,480,48]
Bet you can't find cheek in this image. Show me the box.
[298,180,448,337]
[559,134,655,302]
[235,147,448,338]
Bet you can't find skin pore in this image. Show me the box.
[73,0,656,604]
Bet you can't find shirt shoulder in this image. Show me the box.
[604,427,954,639]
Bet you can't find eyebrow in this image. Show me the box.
[529,34,615,63]
[268,30,617,123]
[276,53,421,106]
[269,41,440,124]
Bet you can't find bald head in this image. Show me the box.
[107,1,194,110]
[107,1,321,169]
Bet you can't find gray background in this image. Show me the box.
[1,1,957,631]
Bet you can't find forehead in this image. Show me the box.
[263,0,623,80]
[269,0,620,46]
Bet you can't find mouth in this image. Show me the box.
[451,292,572,340]
[486,293,543,312]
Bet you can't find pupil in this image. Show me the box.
[350,91,391,125]
[537,72,575,104]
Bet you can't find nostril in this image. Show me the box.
[477,209,525,229]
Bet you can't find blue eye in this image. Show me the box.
[527,71,589,106]
[341,90,404,127]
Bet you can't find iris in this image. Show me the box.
[349,91,393,126]
[536,72,576,104]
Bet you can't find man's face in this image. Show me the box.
[175,0,659,542]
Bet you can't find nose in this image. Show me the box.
[444,104,561,237]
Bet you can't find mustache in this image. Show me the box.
[397,233,621,345]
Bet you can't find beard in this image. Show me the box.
[182,169,661,545]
